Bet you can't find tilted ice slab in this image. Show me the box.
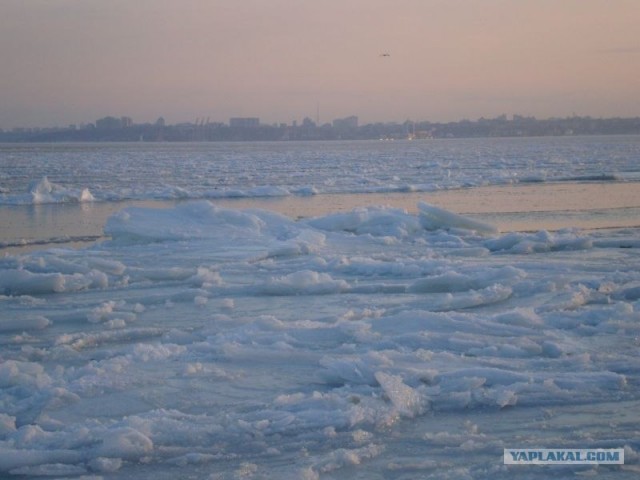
[418,201,498,235]
[1,177,95,205]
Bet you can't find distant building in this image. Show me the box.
[332,116,358,129]
[94,116,133,129]
[229,117,260,128]
[302,117,316,128]
[95,116,123,129]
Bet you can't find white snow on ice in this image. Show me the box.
[2,138,640,478]
[1,199,639,478]
[2,137,639,205]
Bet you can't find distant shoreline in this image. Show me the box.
[2,115,639,143]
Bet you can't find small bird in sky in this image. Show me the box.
[379,53,391,57]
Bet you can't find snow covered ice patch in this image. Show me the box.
[0,201,638,478]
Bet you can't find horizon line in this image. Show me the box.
[4,112,640,131]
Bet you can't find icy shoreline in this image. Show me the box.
[1,199,639,478]
[2,181,640,255]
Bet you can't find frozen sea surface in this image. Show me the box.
[1,200,639,478]
[3,181,640,254]
[1,138,640,478]
[2,136,640,205]
[2,136,640,251]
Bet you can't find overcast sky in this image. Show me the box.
[1,0,639,128]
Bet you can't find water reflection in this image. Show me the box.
[1,182,640,255]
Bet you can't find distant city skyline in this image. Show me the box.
[3,113,638,143]
[5,111,640,133]
[1,0,639,130]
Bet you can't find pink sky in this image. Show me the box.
[1,0,639,128]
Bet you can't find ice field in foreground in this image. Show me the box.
[1,200,639,479]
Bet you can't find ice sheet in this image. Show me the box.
[1,200,639,478]
[2,137,640,205]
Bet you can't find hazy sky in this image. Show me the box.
[1,0,639,128]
